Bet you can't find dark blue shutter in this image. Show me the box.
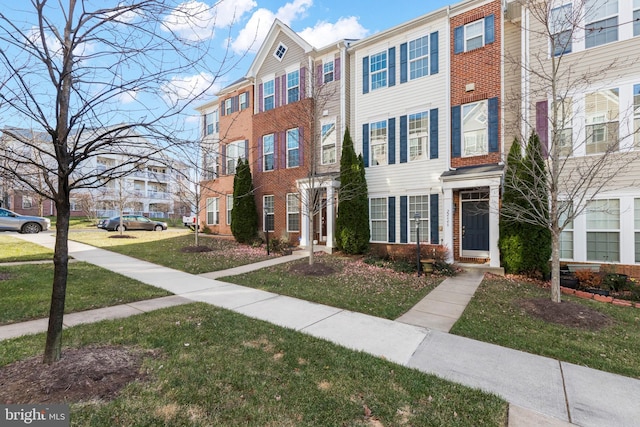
[485,14,495,44]
[400,196,408,243]
[388,118,396,165]
[221,144,227,175]
[362,56,369,94]
[430,194,439,244]
[430,108,438,159]
[399,115,407,163]
[454,26,464,54]
[452,105,461,158]
[488,97,499,153]
[388,47,396,87]
[388,197,396,243]
[400,43,408,84]
[430,31,439,74]
[362,123,369,167]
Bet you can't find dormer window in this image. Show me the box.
[274,43,288,61]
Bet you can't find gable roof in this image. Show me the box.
[246,19,315,78]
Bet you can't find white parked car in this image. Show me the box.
[0,208,51,234]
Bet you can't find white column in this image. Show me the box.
[443,188,454,263]
[299,187,310,248]
[326,184,335,249]
[489,184,500,267]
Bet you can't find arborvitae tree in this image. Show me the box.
[336,128,370,254]
[499,133,552,277]
[231,159,258,244]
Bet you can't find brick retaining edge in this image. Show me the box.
[560,286,640,309]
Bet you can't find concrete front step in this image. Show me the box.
[456,262,505,276]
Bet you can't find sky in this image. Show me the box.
[0,0,453,141]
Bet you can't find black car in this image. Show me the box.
[97,215,167,232]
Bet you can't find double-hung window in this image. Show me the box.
[239,92,248,110]
[286,128,300,168]
[206,197,219,225]
[559,201,574,259]
[22,196,33,209]
[321,121,336,164]
[263,80,275,111]
[409,36,429,80]
[287,70,299,103]
[553,97,573,156]
[586,199,620,262]
[204,110,217,135]
[286,193,300,232]
[370,198,388,242]
[634,84,640,147]
[409,195,429,243]
[370,120,388,166]
[464,20,484,51]
[635,0,640,37]
[550,4,572,56]
[226,140,246,175]
[370,51,387,91]
[263,195,274,231]
[323,60,334,83]
[225,98,232,115]
[226,194,233,226]
[462,100,488,156]
[263,134,275,171]
[585,0,618,48]
[409,112,428,161]
[585,89,619,154]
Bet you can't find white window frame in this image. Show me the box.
[263,195,274,232]
[634,0,640,37]
[226,140,246,175]
[370,197,388,242]
[226,194,233,226]
[225,98,232,115]
[634,84,640,147]
[369,51,387,91]
[263,134,275,171]
[22,196,33,209]
[585,88,619,155]
[408,111,428,161]
[585,0,618,48]
[286,193,300,232]
[273,42,288,61]
[552,97,573,156]
[206,197,219,225]
[286,128,300,168]
[370,120,388,166]
[321,120,337,165]
[586,199,620,262]
[464,20,484,52]
[409,35,429,80]
[323,60,334,83]
[263,79,275,111]
[287,70,300,104]
[559,201,574,260]
[462,100,488,157]
[204,110,218,135]
[550,4,573,56]
[239,92,248,110]
[408,195,429,243]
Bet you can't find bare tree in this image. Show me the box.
[0,0,239,363]
[504,0,640,302]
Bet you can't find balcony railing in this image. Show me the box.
[147,190,170,200]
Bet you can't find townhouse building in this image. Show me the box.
[511,0,640,276]
[197,79,253,234]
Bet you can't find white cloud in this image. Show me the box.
[164,0,255,42]
[117,90,138,104]
[231,0,312,54]
[299,16,368,48]
[161,72,220,106]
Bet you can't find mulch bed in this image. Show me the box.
[0,346,159,404]
[289,261,336,276]
[516,298,614,330]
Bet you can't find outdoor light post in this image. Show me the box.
[414,212,421,277]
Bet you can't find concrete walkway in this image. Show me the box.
[3,232,640,427]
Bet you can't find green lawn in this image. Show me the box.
[0,262,171,325]
[69,232,274,274]
[0,304,507,426]
[450,276,640,379]
[0,235,54,262]
[221,255,443,319]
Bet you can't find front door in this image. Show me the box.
[461,191,489,257]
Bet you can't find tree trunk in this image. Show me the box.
[308,207,314,265]
[550,231,561,303]
[43,193,71,364]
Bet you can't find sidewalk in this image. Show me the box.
[4,232,640,427]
